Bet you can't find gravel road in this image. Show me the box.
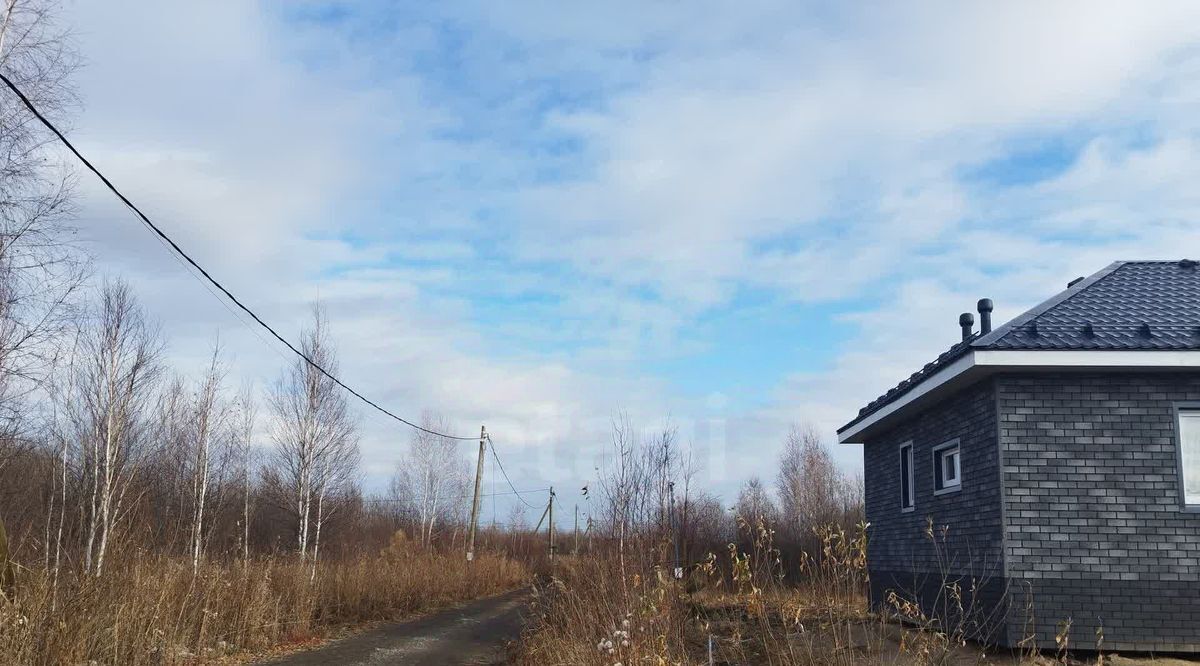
[256,588,530,665]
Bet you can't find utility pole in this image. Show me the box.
[670,480,681,579]
[573,504,579,555]
[466,425,486,561]
[548,487,555,563]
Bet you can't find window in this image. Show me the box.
[899,442,914,512]
[1178,408,1200,507]
[932,439,961,495]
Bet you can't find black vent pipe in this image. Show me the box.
[959,313,974,341]
[977,298,993,335]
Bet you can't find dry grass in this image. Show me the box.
[514,523,1178,666]
[0,533,529,665]
[518,553,692,665]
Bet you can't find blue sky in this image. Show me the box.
[62,1,1200,521]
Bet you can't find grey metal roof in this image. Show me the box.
[983,260,1200,350]
[838,259,1200,434]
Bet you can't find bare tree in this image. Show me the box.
[775,422,861,561]
[594,414,688,593]
[60,280,162,576]
[266,305,359,562]
[389,410,469,548]
[0,0,83,480]
[599,413,637,591]
[186,344,232,571]
[735,476,778,526]
[233,382,256,563]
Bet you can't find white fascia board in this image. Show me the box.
[974,349,1200,368]
[837,351,976,444]
[837,349,1200,445]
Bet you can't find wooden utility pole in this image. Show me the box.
[466,425,487,561]
[670,481,681,579]
[573,504,579,555]
[548,487,555,562]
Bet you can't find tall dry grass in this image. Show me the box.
[0,533,528,665]
[520,553,693,665]
[515,521,871,665]
[515,521,1071,666]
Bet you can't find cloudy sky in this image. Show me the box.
[60,1,1200,522]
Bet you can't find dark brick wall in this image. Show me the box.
[997,372,1200,651]
[863,379,1006,638]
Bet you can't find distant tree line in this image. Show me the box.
[587,414,864,580]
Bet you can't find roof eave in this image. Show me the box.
[837,348,1200,445]
[837,349,979,444]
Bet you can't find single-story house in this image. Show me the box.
[837,259,1200,652]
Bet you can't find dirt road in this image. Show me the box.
[257,589,530,665]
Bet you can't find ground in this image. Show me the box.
[248,587,1200,665]
[697,596,1200,666]
[254,589,529,666]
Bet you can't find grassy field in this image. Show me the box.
[0,533,528,665]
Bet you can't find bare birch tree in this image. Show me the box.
[234,382,256,563]
[388,410,469,547]
[187,344,231,571]
[61,280,161,576]
[266,305,359,561]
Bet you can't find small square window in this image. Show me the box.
[933,440,961,495]
[899,442,914,512]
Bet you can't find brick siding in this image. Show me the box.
[863,379,1007,640]
[997,372,1200,651]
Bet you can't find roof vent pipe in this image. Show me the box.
[977,298,994,335]
[959,312,974,341]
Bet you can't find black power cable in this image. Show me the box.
[486,434,539,509]
[364,487,549,503]
[0,70,476,441]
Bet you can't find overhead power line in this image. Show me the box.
[0,70,476,441]
[486,434,539,509]
[364,487,550,504]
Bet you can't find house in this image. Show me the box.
[837,259,1200,652]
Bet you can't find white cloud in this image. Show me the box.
[53,0,1200,509]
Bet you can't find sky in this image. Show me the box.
[58,1,1200,524]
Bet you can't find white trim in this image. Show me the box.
[837,352,976,443]
[932,439,962,496]
[974,349,1200,368]
[1176,406,1200,508]
[899,441,915,513]
[838,349,1200,444]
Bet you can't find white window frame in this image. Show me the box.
[899,441,915,512]
[932,439,962,496]
[1175,404,1200,510]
